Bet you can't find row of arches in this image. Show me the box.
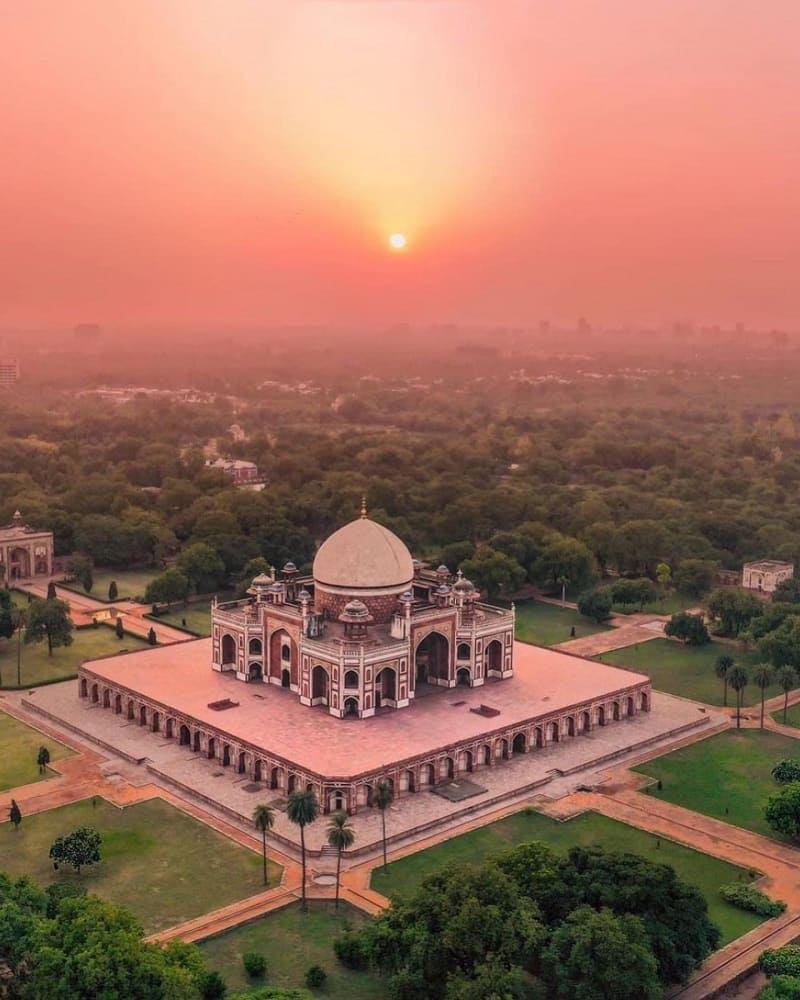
[79,674,650,815]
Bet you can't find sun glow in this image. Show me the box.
[389,232,407,250]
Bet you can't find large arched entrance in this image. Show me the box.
[311,665,329,705]
[179,724,190,746]
[486,639,503,674]
[512,732,526,755]
[375,667,396,708]
[248,662,263,681]
[415,632,450,684]
[344,697,359,717]
[8,547,31,579]
[456,667,471,686]
[270,629,297,686]
[221,634,236,667]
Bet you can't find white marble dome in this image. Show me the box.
[313,517,414,592]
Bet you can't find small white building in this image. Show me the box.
[742,560,794,594]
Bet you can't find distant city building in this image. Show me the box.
[205,457,260,484]
[742,560,794,594]
[0,358,19,387]
[0,510,54,584]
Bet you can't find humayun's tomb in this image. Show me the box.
[77,511,651,815]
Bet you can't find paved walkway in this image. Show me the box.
[555,622,663,656]
[21,580,193,645]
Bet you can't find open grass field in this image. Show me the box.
[772,701,800,729]
[0,797,280,932]
[62,568,162,603]
[200,902,387,999]
[0,625,149,688]
[512,600,610,647]
[596,638,772,706]
[635,729,797,839]
[613,591,699,616]
[0,711,72,791]
[149,602,214,637]
[371,808,762,946]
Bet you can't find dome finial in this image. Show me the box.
[360,495,368,518]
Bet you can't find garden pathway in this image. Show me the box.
[21,580,193,645]
[555,622,662,656]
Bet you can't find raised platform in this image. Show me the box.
[76,638,650,813]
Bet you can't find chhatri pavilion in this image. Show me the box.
[78,511,651,815]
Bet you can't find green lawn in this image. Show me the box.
[596,638,774,706]
[149,603,213,637]
[371,809,762,946]
[0,798,281,932]
[634,729,799,840]
[613,591,699,616]
[511,600,610,647]
[772,701,800,729]
[0,711,72,791]
[0,625,149,688]
[200,902,386,999]
[63,568,162,603]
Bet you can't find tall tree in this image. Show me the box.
[253,803,275,887]
[777,666,797,724]
[286,789,319,911]
[542,905,661,1000]
[754,663,773,729]
[375,780,394,871]
[326,811,355,910]
[728,665,749,728]
[714,654,734,707]
[0,588,13,640]
[108,580,118,601]
[49,827,102,875]
[24,598,73,657]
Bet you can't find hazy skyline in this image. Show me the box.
[1,1,799,329]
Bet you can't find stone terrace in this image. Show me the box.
[26,683,708,855]
[78,638,650,778]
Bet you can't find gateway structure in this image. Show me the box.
[78,513,651,815]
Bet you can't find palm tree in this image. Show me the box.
[728,665,749,729]
[753,664,773,729]
[374,780,394,871]
[714,654,734,707]
[777,666,797,724]
[253,803,275,887]
[287,788,319,911]
[326,811,355,910]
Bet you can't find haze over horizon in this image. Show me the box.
[2,1,798,330]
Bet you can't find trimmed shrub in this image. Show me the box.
[334,932,368,970]
[761,946,800,977]
[772,760,800,784]
[304,965,327,990]
[243,951,267,978]
[720,883,786,917]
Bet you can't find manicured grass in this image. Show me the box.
[200,902,386,999]
[772,701,800,729]
[596,638,773,706]
[0,797,281,932]
[634,729,799,839]
[0,711,72,791]
[512,600,610,647]
[613,591,699,616]
[64,568,162,603]
[0,625,149,688]
[149,603,213,637]
[371,809,762,946]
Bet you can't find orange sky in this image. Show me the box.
[1,1,798,328]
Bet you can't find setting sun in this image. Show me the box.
[389,233,407,250]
